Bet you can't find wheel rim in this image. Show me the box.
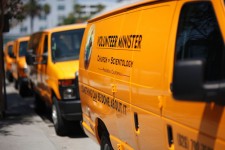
[103,143,111,150]
[52,104,58,126]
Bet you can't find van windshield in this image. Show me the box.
[19,41,28,57]
[51,28,84,62]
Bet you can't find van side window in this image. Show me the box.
[43,35,48,53]
[28,33,42,56]
[8,45,13,57]
[175,2,224,82]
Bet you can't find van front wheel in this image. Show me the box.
[101,133,113,150]
[52,96,68,136]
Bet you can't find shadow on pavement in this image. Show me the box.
[37,108,87,138]
[0,92,37,136]
[67,122,87,138]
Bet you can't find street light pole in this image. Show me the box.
[0,0,6,118]
[0,0,9,118]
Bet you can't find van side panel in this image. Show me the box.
[11,40,18,80]
[112,10,140,149]
[80,0,225,149]
[28,32,43,90]
[79,14,134,148]
[35,33,52,103]
[130,2,177,150]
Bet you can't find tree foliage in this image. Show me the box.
[22,0,51,33]
[1,0,23,19]
[60,3,105,25]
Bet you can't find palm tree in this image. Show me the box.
[74,4,84,19]
[43,4,50,16]
[23,0,51,33]
[23,0,41,33]
[95,4,105,13]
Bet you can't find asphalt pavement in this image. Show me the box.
[0,81,100,150]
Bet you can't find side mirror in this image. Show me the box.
[172,59,205,101]
[41,52,48,64]
[26,49,35,65]
[9,52,16,58]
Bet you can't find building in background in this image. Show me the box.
[3,0,139,43]
[4,0,74,41]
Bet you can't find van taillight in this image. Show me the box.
[58,79,74,86]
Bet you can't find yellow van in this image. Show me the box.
[26,24,86,136]
[11,36,30,97]
[79,0,225,149]
[4,41,14,82]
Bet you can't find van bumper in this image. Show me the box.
[57,100,82,121]
[19,77,29,84]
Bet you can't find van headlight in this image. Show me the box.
[58,79,78,100]
[62,87,76,99]
[19,68,28,77]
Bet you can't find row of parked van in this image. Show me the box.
[4,0,225,149]
[4,24,86,136]
[4,36,30,97]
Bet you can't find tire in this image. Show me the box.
[18,82,26,97]
[18,80,32,97]
[14,79,18,89]
[101,133,113,150]
[52,96,68,136]
[6,72,13,83]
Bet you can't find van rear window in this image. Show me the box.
[51,28,84,62]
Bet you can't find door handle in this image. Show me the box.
[167,125,174,150]
[134,112,140,134]
[111,84,117,93]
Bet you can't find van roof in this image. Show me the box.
[88,0,169,23]
[43,23,86,33]
[5,41,14,46]
[15,36,30,42]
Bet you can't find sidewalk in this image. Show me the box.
[0,82,100,150]
[0,83,57,150]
